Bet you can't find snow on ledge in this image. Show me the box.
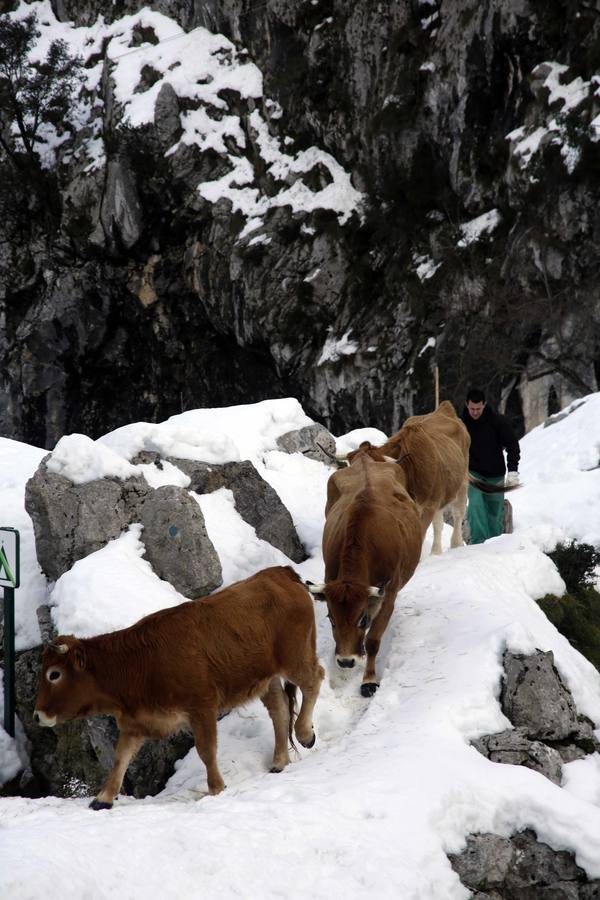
[317,330,359,365]
[47,434,140,484]
[457,209,502,248]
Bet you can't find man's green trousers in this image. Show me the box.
[467,471,505,544]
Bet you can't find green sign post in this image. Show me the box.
[1,527,20,738]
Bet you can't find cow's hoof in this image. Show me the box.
[270,766,283,774]
[361,682,379,698]
[89,799,113,811]
[299,731,316,749]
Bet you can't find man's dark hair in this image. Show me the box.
[466,389,486,403]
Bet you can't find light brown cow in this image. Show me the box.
[377,400,471,554]
[345,400,513,555]
[379,401,519,553]
[34,566,324,810]
[308,449,422,697]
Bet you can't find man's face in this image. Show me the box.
[466,400,486,420]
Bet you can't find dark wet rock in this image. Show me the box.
[3,1,600,450]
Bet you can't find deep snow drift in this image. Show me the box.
[1,394,600,899]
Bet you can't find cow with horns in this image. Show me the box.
[34,566,324,809]
[308,445,422,697]
[339,401,516,555]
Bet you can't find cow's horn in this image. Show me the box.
[49,642,69,654]
[368,586,384,598]
[305,581,326,594]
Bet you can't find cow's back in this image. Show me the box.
[323,458,420,585]
[396,402,469,508]
[83,566,314,715]
[189,566,316,706]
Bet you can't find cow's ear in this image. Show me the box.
[72,643,87,671]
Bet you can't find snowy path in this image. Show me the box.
[3,393,600,898]
[3,537,600,900]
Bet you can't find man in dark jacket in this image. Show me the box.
[460,388,521,544]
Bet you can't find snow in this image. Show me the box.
[457,209,502,248]
[47,433,140,484]
[540,62,589,113]
[414,253,441,281]
[0,438,47,650]
[2,393,600,898]
[418,336,436,357]
[507,60,596,172]
[317,329,359,365]
[8,1,362,229]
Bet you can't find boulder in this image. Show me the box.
[473,651,600,784]
[450,833,515,892]
[472,727,563,784]
[449,830,597,898]
[25,457,151,582]
[168,458,306,563]
[139,485,222,598]
[275,423,337,464]
[501,650,581,741]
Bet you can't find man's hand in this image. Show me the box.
[505,471,520,487]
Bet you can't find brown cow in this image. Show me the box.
[379,400,470,554]
[34,566,324,810]
[308,449,422,697]
[345,401,514,555]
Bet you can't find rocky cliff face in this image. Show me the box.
[1,0,599,448]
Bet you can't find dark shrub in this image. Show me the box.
[537,586,600,672]
[547,540,600,596]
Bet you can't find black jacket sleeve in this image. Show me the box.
[498,416,520,472]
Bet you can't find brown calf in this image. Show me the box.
[34,566,324,809]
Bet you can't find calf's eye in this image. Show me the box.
[47,669,62,683]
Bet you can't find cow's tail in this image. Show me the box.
[468,475,521,494]
[284,681,298,752]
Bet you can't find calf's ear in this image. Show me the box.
[72,643,87,671]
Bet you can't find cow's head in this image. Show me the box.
[34,636,91,727]
[306,580,385,667]
[345,441,385,464]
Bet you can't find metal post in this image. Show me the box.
[3,586,15,737]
